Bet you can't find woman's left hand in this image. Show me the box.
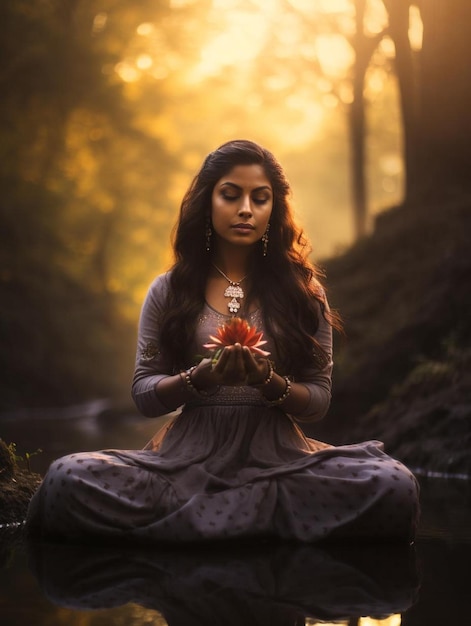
[242,347,270,386]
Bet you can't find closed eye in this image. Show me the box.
[221,193,239,201]
[253,196,270,205]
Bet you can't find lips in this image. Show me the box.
[231,223,255,230]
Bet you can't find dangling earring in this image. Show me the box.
[205,219,212,252]
[261,223,270,257]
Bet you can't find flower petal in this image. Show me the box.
[203,342,219,350]
[250,347,271,357]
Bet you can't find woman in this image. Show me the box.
[26,140,419,542]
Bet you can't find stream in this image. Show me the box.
[1,403,470,625]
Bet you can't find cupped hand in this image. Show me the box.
[242,347,270,386]
[211,343,248,385]
[192,346,270,388]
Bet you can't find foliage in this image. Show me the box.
[0,439,15,478]
[0,439,42,527]
[0,1,174,408]
[3,441,42,474]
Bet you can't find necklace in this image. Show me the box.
[212,263,248,315]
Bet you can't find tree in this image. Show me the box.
[350,0,388,238]
[0,0,174,408]
[382,0,419,204]
[383,0,471,203]
[417,0,471,200]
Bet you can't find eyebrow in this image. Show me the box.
[220,182,272,192]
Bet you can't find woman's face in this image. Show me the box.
[210,164,273,253]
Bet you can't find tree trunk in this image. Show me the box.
[417,0,471,200]
[383,0,421,203]
[350,0,369,239]
[350,1,388,238]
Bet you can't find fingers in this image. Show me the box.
[191,357,219,390]
[212,344,247,385]
[211,346,268,386]
[242,346,258,370]
[243,349,269,385]
[198,357,213,371]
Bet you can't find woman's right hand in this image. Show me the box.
[192,344,247,388]
[211,343,248,385]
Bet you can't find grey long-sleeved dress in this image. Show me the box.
[26,272,419,542]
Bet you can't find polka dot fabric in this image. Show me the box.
[26,403,419,543]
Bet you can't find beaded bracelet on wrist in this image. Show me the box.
[263,375,292,406]
[252,359,274,388]
[182,366,220,397]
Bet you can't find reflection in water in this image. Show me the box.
[28,540,418,625]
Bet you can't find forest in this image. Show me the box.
[1,0,470,473]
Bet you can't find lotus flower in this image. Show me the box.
[203,317,270,357]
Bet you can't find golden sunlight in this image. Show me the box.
[191,10,270,80]
[115,60,140,83]
[92,12,107,35]
[170,0,198,7]
[315,34,355,77]
[305,617,401,626]
[136,22,154,36]
[288,0,352,14]
[108,0,405,259]
[409,5,423,50]
[121,0,357,93]
[361,615,402,626]
[136,54,153,70]
[192,0,356,81]
[364,0,389,35]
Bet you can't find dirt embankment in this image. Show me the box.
[307,199,471,476]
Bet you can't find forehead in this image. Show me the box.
[215,164,272,189]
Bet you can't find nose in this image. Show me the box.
[238,194,253,216]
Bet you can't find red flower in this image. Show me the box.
[203,317,270,357]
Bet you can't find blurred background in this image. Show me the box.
[1,0,470,464]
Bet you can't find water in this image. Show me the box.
[1,406,470,625]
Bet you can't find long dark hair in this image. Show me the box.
[160,139,340,375]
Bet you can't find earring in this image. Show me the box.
[261,223,270,257]
[205,220,212,252]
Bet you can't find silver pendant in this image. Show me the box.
[224,283,244,314]
[228,298,241,314]
[224,284,244,300]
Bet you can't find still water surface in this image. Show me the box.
[1,406,470,625]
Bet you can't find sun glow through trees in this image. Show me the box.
[103,0,419,264]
